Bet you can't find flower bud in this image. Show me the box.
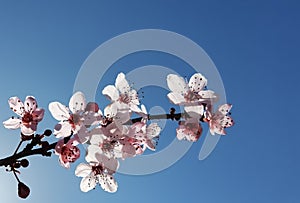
[43,129,52,136]
[18,182,30,199]
[20,159,29,168]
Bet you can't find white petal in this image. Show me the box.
[129,104,142,114]
[188,73,207,93]
[3,118,21,129]
[53,121,72,138]
[167,74,188,93]
[89,130,105,145]
[198,90,218,101]
[21,125,35,135]
[80,175,97,192]
[115,72,130,94]
[8,96,24,116]
[69,92,86,114]
[98,174,118,193]
[24,96,38,113]
[167,92,186,105]
[102,85,119,101]
[48,102,70,121]
[184,105,204,120]
[75,163,92,177]
[146,123,161,138]
[217,104,232,115]
[128,89,139,105]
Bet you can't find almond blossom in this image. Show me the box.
[206,104,234,135]
[55,136,80,168]
[3,96,44,136]
[75,153,119,193]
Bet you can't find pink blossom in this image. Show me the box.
[3,96,44,136]
[55,137,80,168]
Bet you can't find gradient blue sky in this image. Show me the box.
[0,1,299,202]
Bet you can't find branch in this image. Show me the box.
[0,110,187,168]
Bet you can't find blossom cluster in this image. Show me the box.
[2,72,234,194]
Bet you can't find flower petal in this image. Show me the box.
[3,117,21,129]
[188,73,207,93]
[24,96,38,113]
[21,125,35,136]
[98,174,118,193]
[8,97,24,116]
[115,72,130,94]
[102,85,119,101]
[167,92,185,105]
[80,175,97,192]
[53,121,72,138]
[146,123,161,138]
[69,92,86,114]
[75,163,92,177]
[32,108,45,122]
[184,105,204,120]
[49,102,70,121]
[167,74,188,94]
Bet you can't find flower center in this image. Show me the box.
[68,114,81,129]
[119,94,131,104]
[184,90,199,102]
[22,112,33,125]
[92,165,104,175]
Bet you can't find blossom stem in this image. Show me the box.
[13,170,21,183]
[13,140,23,156]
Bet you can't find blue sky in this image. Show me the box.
[0,0,299,202]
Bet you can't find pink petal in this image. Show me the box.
[32,108,44,122]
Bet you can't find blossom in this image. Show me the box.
[167,73,218,119]
[102,72,142,115]
[48,92,86,138]
[87,125,138,159]
[75,153,119,193]
[206,104,234,135]
[55,136,80,168]
[176,118,202,142]
[131,122,160,151]
[3,96,44,136]
[48,91,100,143]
